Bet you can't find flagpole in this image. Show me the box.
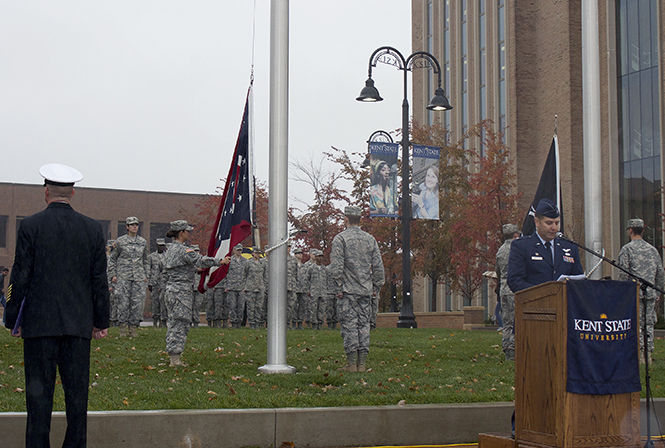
[582,0,602,279]
[259,0,294,374]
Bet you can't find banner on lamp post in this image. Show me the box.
[368,141,399,218]
[411,144,440,220]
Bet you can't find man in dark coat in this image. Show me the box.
[4,163,110,448]
[507,198,584,293]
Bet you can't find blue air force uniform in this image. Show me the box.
[507,234,583,293]
[507,198,584,293]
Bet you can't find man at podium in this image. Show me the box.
[507,198,583,293]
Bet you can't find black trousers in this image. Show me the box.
[23,336,91,448]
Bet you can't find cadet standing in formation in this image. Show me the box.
[306,249,327,329]
[163,220,229,366]
[108,216,150,337]
[245,248,266,328]
[617,218,665,364]
[148,238,167,327]
[225,244,248,328]
[495,223,519,361]
[286,244,299,329]
[330,206,385,372]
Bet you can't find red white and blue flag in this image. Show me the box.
[199,90,252,291]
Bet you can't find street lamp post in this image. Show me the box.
[357,46,452,328]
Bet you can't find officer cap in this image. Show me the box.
[169,220,194,232]
[39,163,83,187]
[233,243,243,251]
[534,198,559,218]
[502,223,519,237]
[294,248,303,254]
[344,206,362,217]
[627,218,644,229]
[156,238,166,246]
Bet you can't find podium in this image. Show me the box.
[514,281,640,448]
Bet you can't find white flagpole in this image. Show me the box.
[259,0,294,374]
[582,0,603,279]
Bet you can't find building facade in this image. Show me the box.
[410,0,664,314]
[0,183,207,270]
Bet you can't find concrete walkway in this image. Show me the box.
[1,400,664,448]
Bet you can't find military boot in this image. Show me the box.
[129,326,138,338]
[340,351,358,372]
[169,354,186,367]
[357,350,368,372]
[119,325,128,337]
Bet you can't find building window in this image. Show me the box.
[427,0,434,126]
[445,283,452,311]
[461,0,468,136]
[479,0,487,155]
[497,0,507,142]
[149,222,172,252]
[96,220,111,241]
[616,0,661,250]
[0,215,7,248]
[442,0,451,130]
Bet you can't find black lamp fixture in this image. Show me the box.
[427,87,453,111]
[356,78,383,102]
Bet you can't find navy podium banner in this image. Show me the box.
[566,280,640,395]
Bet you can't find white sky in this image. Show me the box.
[0,1,412,205]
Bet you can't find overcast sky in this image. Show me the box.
[0,1,412,206]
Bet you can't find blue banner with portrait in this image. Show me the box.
[411,145,440,220]
[566,280,640,394]
[368,142,399,218]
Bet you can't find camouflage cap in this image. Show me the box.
[156,238,166,245]
[534,198,559,218]
[502,223,519,237]
[191,244,200,251]
[293,248,303,254]
[311,249,323,256]
[627,218,644,229]
[106,239,115,247]
[126,216,139,225]
[233,243,243,251]
[344,205,362,217]
[169,220,193,232]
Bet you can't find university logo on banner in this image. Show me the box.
[566,280,640,394]
[412,145,440,220]
[368,142,399,218]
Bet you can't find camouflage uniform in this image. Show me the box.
[108,233,149,328]
[297,258,313,326]
[106,241,118,326]
[324,264,338,328]
[204,288,215,326]
[618,238,665,355]
[191,270,204,326]
[244,256,266,328]
[148,249,165,325]
[330,220,385,366]
[225,254,248,328]
[306,253,326,329]
[287,253,299,327]
[496,238,515,360]
[163,241,219,355]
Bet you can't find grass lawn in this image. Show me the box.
[0,326,662,412]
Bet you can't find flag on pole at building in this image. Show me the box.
[521,135,563,235]
[198,89,253,292]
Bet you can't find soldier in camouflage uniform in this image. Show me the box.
[106,240,117,327]
[148,238,167,326]
[163,220,229,366]
[298,250,314,328]
[225,244,248,328]
[330,206,385,372]
[190,245,205,327]
[306,249,327,329]
[288,247,301,329]
[108,216,150,337]
[324,263,338,329]
[211,278,227,327]
[617,218,665,363]
[204,288,214,327]
[495,223,520,361]
[244,248,266,328]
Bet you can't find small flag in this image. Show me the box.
[198,90,252,292]
[521,135,563,235]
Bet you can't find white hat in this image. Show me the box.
[39,163,83,186]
